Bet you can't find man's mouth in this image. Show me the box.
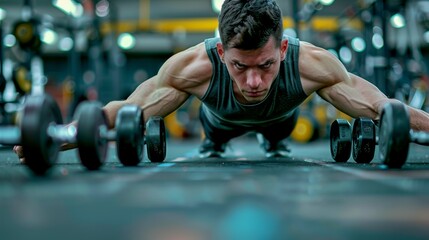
[245,90,265,97]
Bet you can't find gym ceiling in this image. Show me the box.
[0,0,429,54]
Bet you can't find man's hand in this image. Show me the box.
[13,145,25,164]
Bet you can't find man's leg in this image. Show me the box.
[256,109,300,157]
[199,107,247,157]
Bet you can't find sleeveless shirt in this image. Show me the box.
[200,35,308,129]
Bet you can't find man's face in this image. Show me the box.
[217,37,288,104]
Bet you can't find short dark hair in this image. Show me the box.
[218,0,283,50]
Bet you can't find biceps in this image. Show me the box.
[126,76,190,118]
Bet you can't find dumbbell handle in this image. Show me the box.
[0,126,21,145]
[48,124,118,143]
[99,125,116,141]
[375,130,429,146]
[47,124,77,143]
[410,130,429,146]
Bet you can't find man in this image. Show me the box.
[14,0,429,161]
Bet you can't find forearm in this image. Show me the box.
[407,106,429,132]
[374,98,429,131]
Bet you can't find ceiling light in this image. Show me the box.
[351,37,366,52]
[52,0,83,17]
[118,33,136,50]
[319,0,335,6]
[390,13,406,29]
[212,0,225,14]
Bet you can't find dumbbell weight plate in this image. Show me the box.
[146,116,166,162]
[330,119,352,162]
[116,105,145,166]
[76,102,108,170]
[21,95,63,175]
[352,118,376,163]
[379,102,410,168]
[290,111,320,143]
[12,65,32,95]
[13,21,36,46]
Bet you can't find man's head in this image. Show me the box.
[218,0,283,50]
[216,0,288,104]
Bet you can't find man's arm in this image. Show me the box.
[299,42,429,132]
[14,42,212,161]
[103,42,211,128]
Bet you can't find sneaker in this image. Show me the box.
[257,133,291,158]
[199,138,227,158]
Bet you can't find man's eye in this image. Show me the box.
[235,63,245,69]
[261,62,272,69]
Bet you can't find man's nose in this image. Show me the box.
[246,70,262,88]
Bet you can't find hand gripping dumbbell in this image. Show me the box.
[331,102,429,168]
[378,102,429,168]
[0,95,111,174]
[63,101,167,169]
[0,95,166,175]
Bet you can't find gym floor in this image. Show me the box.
[1,136,429,240]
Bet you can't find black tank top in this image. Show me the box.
[200,35,308,129]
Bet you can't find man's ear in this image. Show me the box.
[216,42,225,62]
[280,39,289,60]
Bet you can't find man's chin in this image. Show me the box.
[244,95,266,104]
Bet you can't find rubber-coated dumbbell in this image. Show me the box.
[330,117,378,163]
[330,119,352,162]
[0,94,65,175]
[114,105,167,165]
[59,101,167,170]
[0,96,112,174]
[0,95,167,175]
[378,102,429,168]
[331,102,429,168]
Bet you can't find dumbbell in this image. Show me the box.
[330,117,377,164]
[0,95,166,175]
[378,102,429,168]
[337,102,429,168]
[0,95,110,174]
[114,105,167,165]
[330,119,352,162]
[331,102,429,168]
[63,101,167,169]
[0,94,64,175]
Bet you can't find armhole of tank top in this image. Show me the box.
[200,39,218,101]
[290,40,308,98]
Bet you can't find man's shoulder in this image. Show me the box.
[204,37,221,49]
[283,34,300,46]
[164,42,213,96]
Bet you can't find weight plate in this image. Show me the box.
[13,22,34,44]
[379,102,410,168]
[330,119,352,162]
[12,65,31,95]
[21,95,63,175]
[352,118,376,163]
[146,116,166,162]
[116,105,145,166]
[291,112,319,143]
[76,101,108,170]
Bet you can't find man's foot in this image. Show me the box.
[257,134,291,158]
[199,138,227,158]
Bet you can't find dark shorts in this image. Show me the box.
[199,107,299,144]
